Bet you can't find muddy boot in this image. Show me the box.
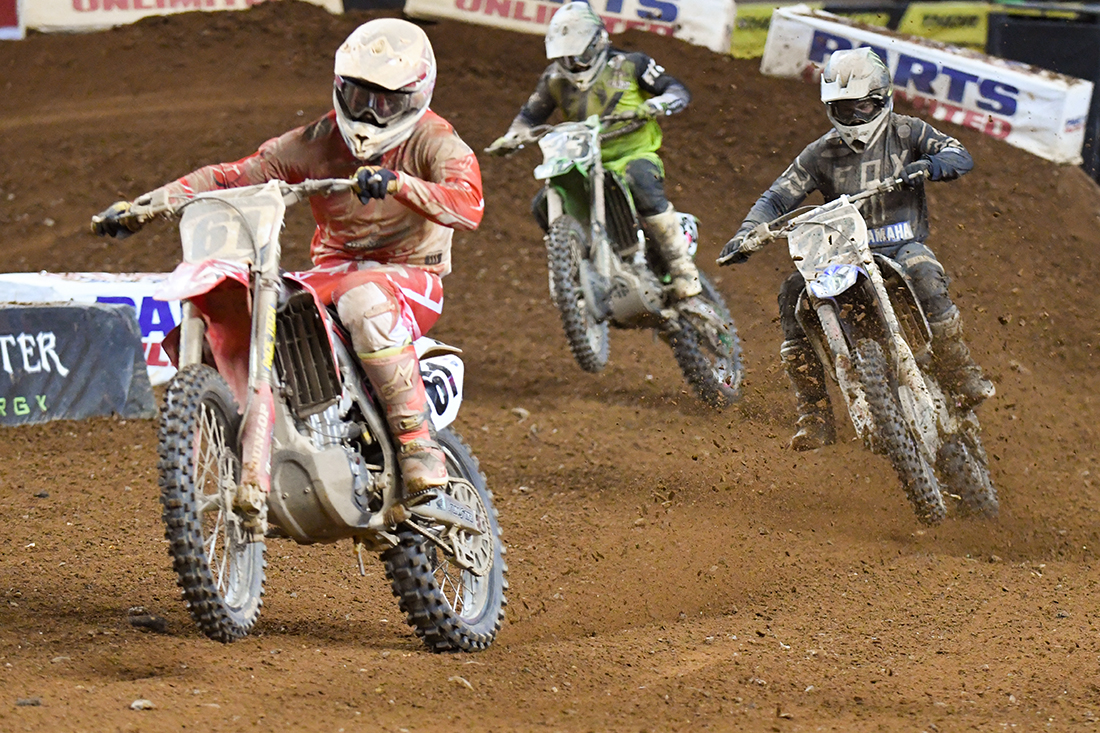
[928,307,995,409]
[643,205,702,300]
[359,343,448,505]
[780,338,836,451]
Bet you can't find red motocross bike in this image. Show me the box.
[93,178,507,650]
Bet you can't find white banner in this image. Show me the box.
[0,272,179,385]
[405,0,736,54]
[1,0,23,39]
[24,0,341,33]
[761,5,1093,165]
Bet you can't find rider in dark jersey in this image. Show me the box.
[721,48,994,450]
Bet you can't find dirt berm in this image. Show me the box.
[1,3,1099,730]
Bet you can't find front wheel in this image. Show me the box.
[938,431,999,519]
[546,214,610,373]
[158,365,266,642]
[668,272,743,408]
[382,428,507,652]
[852,339,946,525]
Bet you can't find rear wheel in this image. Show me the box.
[546,214,609,373]
[668,271,743,408]
[159,365,265,642]
[852,339,946,525]
[382,429,507,652]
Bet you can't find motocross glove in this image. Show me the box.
[926,155,958,181]
[90,201,140,239]
[901,160,932,188]
[355,167,398,202]
[637,98,673,120]
[486,131,524,156]
[718,235,751,266]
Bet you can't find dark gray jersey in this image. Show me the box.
[737,113,972,249]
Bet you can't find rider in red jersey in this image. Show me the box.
[94,19,483,507]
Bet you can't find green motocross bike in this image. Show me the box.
[489,114,743,408]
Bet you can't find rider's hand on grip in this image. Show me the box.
[901,160,931,188]
[635,100,662,120]
[486,132,523,157]
[717,234,751,266]
[354,167,398,202]
[90,201,140,239]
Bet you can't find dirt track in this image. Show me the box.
[2,3,1100,731]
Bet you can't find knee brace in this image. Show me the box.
[336,281,411,354]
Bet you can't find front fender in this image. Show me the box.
[157,260,253,409]
[874,254,932,359]
[154,259,251,302]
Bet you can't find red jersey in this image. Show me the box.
[156,110,483,276]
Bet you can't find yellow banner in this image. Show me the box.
[733,1,996,57]
[731,2,822,59]
[897,2,990,49]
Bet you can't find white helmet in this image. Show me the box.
[820,47,893,153]
[545,2,610,89]
[333,19,436,161]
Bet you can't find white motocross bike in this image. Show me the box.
[92,179,506,649]
[720,176,997,525]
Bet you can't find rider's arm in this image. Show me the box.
[734,149,819,239]
[390,120,484,231]
[632,53,690,115]
[513,66,559,129]
[910,116,973,181]
[149,126,308,202]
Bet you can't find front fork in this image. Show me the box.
[235,277,280,534]
[814,302,874,442]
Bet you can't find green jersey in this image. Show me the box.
[515,49,690,175]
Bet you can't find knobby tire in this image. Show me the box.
[381,429,507,652]
[546,215,609,373]
[158,364,266,642]
[853,339,946,525]
[939,433,999,518]
[668,271,744,408]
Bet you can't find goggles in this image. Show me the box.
[335,76,415,126]
[557,35,602,73]
[827,94,887,126]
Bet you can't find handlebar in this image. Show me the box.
[91,177,358,233]
[484,110,648,156]
[716,175,913,266]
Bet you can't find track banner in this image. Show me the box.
[1,0,23,39]
[761,6,1093,165]
[404,0,736,55]
[0,303,156,427]
[23,0,341,33]
[0,272,179,386]
[896,2,989,50]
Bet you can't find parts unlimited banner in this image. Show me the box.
[761,6,1093,165]
[405,0,735,54]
